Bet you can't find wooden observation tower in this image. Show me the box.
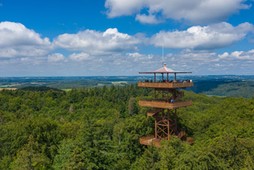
[138,64,193,147]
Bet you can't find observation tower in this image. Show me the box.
[138,64,193,147]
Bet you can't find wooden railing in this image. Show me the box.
[139,100,192,109]
[138,81,193,88]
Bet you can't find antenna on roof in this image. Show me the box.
[161,42,165,66]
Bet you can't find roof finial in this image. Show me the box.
[161,41,165,66]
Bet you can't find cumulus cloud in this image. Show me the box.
[69,52,90,61]
[0,47,50,58]
[218,52,230,59]
[105,0,145,18]
[1,21,254,75]
[0,21,51,58]
[127,52,154,62]
[127,52,143,58]
[219,49,254,60]
[106,49,254,75]
[54,28,139,55]
[135,14,162,24]
[48,53,65,62]
[105,0,250,24]
[120,49,254,75]
[151,22,254,50]
[154,49,254,74]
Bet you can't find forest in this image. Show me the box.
[0,85,254,169]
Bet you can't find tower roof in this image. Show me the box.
[154,64,175,73]
[139,64,191,74]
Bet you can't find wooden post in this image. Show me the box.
[174,109,177,133]
[155,119,157,138]
[174,73,176,81]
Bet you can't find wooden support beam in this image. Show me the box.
[155,120,157,138]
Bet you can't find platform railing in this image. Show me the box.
[139,100,192,109]
[138,81,193,88]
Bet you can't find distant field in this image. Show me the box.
[1,75,254,98]
[62,89,72,92]
[0,88,17,91]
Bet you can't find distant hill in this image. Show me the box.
[203,81,254,98]
[1,75,254,98]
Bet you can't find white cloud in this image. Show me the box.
[127,52,143,58]
[0,22,50,47]
[54,28,139,54]
[105,0,145,18]
[151,22,253,49]
[135,14,162,24]
[105,0,250,24]
[0,21,51,58]
[69,52,90,61]
[218,52,230,59]
[148,49,254,74]
[48,53,65,62]
[103,49,252,75]
[219,49,254,60]
[1,21,254,76]
[0,47,50,58]
[127,52,154,62]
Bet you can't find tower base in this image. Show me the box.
[139,133,194,147]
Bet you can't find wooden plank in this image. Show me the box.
[139,136,161,147]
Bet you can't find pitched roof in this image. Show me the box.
[154,64,175,73]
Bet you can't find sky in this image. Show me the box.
[0,0,254,76]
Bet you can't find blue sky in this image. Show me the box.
[0,0,254,76]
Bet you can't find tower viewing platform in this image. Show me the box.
[138,81,193,89]
[139,100,192,109]
[138,64,193,147]
[138,63,193,89]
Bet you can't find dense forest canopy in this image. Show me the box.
[0,85,254,169]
